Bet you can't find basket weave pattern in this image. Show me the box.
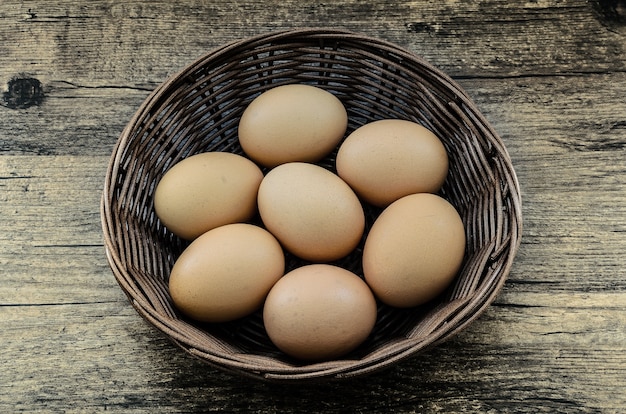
[101,29,522,381]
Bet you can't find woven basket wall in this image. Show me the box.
[101,28,522,381]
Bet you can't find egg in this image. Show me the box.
[168,223,285,323]
[336,119,449,207]
[238,84,348,168]
[257,162,365,262]
[263,264,377,361]
[154,152,263,240]
[362,193,465,308]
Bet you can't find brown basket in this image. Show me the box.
[101,28,522,381]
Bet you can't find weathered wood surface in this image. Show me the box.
[1,0,625,412]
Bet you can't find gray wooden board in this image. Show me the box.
[1,0,625,412]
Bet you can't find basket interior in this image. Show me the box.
[102,29,521,380]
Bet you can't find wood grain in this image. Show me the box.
[1,0,625,412]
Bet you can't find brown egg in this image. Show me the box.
[168,223,285,323]
[154,152,263,240]
[238,84,348,168]
[263,264,377,361]
[362,193,465,308]
[257,162,365,262]
[336,119,448,207]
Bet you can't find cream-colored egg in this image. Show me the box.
[362,193,465,308]
[238,84,348,168]
[168,223,285,323]
[257,162,365,262]
[154,152,263,240]
[263,264,377,361]
[336,119,448,207]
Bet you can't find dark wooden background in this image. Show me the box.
[1,1,625,412]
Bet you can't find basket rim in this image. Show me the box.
[100,27,523,381]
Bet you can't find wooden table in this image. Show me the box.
[1,1,624,412]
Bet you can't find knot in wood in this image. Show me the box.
[593,0,626,33]
[3,77,45,109]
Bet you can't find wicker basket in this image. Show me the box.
[101,28,522,381]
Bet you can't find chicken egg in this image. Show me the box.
[336,119,448,207]
[168,223,285,323]
[363,193,465,308]
[257,162,365,262]
[238,84,348,168]
[154,152,263,240]
[263,264,377,361]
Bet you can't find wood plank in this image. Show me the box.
[0,84,148,155]
[0,0,624,87]
[1,0,625,412]
[457,72,626,294]
[0,155,115,304]
[0,302,625,413]
[1,301,623,412]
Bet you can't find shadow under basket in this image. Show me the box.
[100,28,522,381]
